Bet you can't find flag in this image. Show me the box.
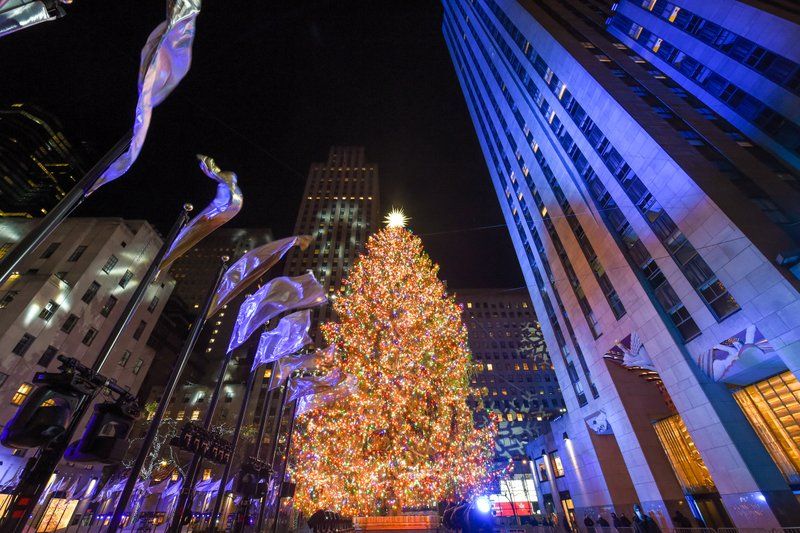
[250,310,312,372]
[227,272,326,353]
[159,155,243,272]
[292,370,357,417]
[0,1,59,39]
[269,345,335,390]
[207,235,313,318]
[87,0,201,194]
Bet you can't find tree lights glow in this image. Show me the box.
[291,226,497,517]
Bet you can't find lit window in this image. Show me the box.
[550,452,565,477]
[202,468,212,481]
[119,350,131,367]
[646,0,657,11]
[668,6,680,22]
[11,383,33,405]
[39,300,60,321]
[467,303,472,309]
[191,410,201,421]
[264,368,272,379]
[652,38,663,53]
[517,413,524,421]
[176,411,185,421]
[132,358,144,375]
[487,364,493,371]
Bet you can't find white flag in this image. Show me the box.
[250,310,312,372]
[88,0,201,194]
[293,371,358,417]
[207,235,313,318]
[159,155,243,273]
[227,272,326,353]
[269,345,335,390]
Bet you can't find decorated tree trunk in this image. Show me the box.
[291,223,496,517]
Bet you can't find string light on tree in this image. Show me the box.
[291,214,497,517]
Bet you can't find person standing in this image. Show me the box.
[632,505,661,533]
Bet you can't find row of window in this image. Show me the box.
[562,0,800,188]
[482,0,740,324]
[444,8,596,406]
[635,0,800,94]
[537,1,798,229]
[610,14,800,156]
[451,4,602,404]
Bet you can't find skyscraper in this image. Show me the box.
[283,146,380,341]
[444,0,800,528]
[456,287,561,518]
[0,103,86,218]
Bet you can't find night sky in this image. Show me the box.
[3,0,523,288]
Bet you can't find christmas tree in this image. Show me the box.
[291,211,496,517]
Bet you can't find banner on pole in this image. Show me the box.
[269,345,335,391]
[87,0,201,194]
[227,272,326,353]
[250,310,312,372]
[207,235,313,318]
[159,155,243,272]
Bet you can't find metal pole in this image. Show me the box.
[0,131,133,285]
[168,273,234,533]
[269,399,298,533]
[252,373,280,533]
[107,257,229,532]
[0,202,189,533]
[208,366,258,532]
[256,382,289,533]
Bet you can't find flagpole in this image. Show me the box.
[167,345,240,533]
[256,380,289,533]
[0,201,189,533]
[269,399,299,533]
[107,256,229,533]
[207,364,258,532]
[0,131,133,285]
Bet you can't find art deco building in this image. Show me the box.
[0,218,174,494]
[456,287,562,517]
[283,146,380,342]
[0,103,87,218]
[444,0,800,528]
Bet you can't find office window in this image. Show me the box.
[202,468,212,481]
[11,383,33,405]
[550,451,565,477]
[61,314,79,333]
[36,346,58,368]
[176,410,185,421]
[81,281,101,303]
[147,295,159,313]
[67,245,87,262]
[119,270,134,288]
[12,333,35,356]
[119,350,132,367]
[0,291,18,309]
[536,459,548,482]
[101,255,118,274]
[100,295,118,317]
[191,410,201,421]
[82,328,98,347]
[132,320,147,340]
[38,300,59,321]
[133,358,144,374]
[40,242,60,259]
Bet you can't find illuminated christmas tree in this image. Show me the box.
[291,210,496,517]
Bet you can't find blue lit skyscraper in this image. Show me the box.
[444,0,800,528]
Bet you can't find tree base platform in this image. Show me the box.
[353,514,441,533]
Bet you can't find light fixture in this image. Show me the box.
[475,496,492,514]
